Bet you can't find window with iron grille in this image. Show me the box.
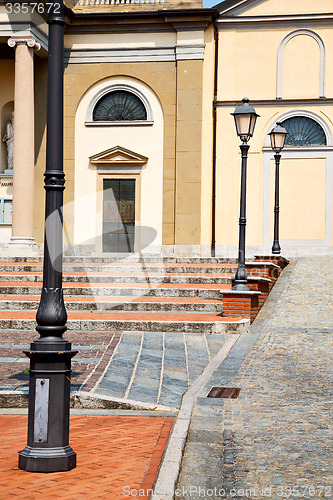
[281,116,326,146]
[93,90,147,122]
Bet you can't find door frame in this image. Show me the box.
[96,171,141,254]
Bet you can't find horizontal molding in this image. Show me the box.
[215,99,333,107]
[216,13,333,23]
[64,44,205,63]
[85,120,153,127]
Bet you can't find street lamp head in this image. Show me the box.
[231,97,260,143]
[269,121,288,153]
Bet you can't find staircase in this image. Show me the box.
[0,256,287,334]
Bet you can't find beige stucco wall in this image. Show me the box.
[217,26,333,101]
[270,158,326,241]
[74,75,164,253]
[239,0,333,16]
[215,103,333,254]
[63,55,205,249]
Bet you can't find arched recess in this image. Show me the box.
[277,30,326,99]
[263,111,333,256]
[1,100,14,173]
[74,76,164,254]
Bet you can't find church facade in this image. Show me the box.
[0,0,332,258]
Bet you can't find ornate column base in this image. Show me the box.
[5,236,42,256]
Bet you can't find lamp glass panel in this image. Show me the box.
[249,114,257,137]
[234,113,252,138]
[272,132,286,151]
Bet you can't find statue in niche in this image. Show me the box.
[2,112,14,173]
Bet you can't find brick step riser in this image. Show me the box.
[0,266,239,274]
[0,286,224,299]
[0,318,246,334]
[0,274,231,285]
[0,300,222,313]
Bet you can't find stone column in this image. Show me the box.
[7,36,41,254]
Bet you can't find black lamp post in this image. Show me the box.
[231,98,259,291]
[268,122,288,255]
[18,0,77,472]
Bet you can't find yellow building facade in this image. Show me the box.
[214,0,333,257]
[0,0,332,258]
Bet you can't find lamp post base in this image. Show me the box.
[19,445,76,473]
[232,281,250,291]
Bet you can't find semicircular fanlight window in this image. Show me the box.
[281,116,326,146]
[93,91,147,122]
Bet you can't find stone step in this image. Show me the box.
[0,256,252,264]
[0,272,232,285]
[0,310,249,334]
[0,296,223,312]
[0,262,241,274]
[0,281,230,298]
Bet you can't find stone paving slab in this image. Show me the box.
[176,258,333,500]
[94,331,231,409]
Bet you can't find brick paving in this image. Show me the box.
[0,414,173,499]
[0,330,120,391]
[177,258,333,499]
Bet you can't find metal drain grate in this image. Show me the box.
[207,387,241,399]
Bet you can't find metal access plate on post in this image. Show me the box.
[34,378,49,443]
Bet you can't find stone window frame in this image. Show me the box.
[85,84,153,127]
[0,197,12,225]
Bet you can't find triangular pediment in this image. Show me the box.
[89,146,148,167]
[216,0,331,16]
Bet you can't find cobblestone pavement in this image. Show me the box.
[177,258,333,500]
[94,331,229,408]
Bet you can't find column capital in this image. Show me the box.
[8,36,41,51]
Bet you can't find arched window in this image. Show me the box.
[93,90,147,122]
[281,116,327,146]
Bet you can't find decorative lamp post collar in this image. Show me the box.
[231,97,260,144]
[269,121,288,153]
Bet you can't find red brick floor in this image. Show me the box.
[0,414,173,500]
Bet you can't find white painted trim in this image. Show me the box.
[64,45,205,64]
[264,110,333,148]
[85,83,153,124]
[277,29,326,99]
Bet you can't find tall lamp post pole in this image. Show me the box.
[19,0,77,472]
[231,98,259,291]
[268,122,288,255]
